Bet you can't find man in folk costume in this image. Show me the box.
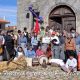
[75,32,80,55]
[65,33,77,62]
[23,27,29,42]
[51,31,60,59]
[5,31,15,60]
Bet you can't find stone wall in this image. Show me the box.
[17,0,32,32]
[17,0,80,33]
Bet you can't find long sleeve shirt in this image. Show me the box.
[65,38,76,51]
[66,58,77,68]
[36,49,44,57]
[31,37,38,46]
[25,50,36,58]
[18,36,27,45]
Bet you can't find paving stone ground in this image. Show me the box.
[0,66,80,80]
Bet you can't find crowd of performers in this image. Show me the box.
[0,27,80,73]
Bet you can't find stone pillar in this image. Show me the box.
[76,13,80,33]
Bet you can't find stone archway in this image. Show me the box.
[49,5,76,32]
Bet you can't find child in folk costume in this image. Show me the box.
[36,46,44,57]
[25,46,36,66]
[25,46,36,58]
[61,54,77,73]
[36,46,48,67]
[46,44,52,59]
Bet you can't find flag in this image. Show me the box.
[34,18,40,35]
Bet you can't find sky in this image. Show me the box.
[0,0,17,26]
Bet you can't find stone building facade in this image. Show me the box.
[17,0,80,33]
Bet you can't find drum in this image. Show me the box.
[32,58,39,66]
[39,55,48,65]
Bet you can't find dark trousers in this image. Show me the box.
[65,50,77,62]
[6,46,15,60]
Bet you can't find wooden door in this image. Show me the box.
[62,17,76,32]
[49,17,62,31]
[49,5,76,32]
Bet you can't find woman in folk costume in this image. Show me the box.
[41,32,51,53]
[18,32,27,52]
[14,47,24,61]
[65,33,77,62]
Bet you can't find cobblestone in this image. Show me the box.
[0,66,79,80]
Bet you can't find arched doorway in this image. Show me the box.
[49,5,76,32]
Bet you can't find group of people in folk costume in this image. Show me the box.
[0,26,80,73]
